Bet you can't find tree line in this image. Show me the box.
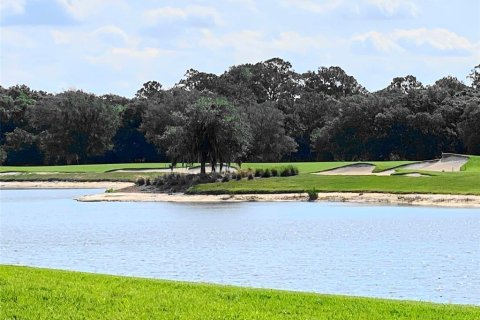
[1,59,479,170]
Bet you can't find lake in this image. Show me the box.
[1,189,479,305]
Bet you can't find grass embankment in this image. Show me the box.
[1,266,478,320]
[189,172,480,195]
[242,161,413,173]
[191,156,480,195]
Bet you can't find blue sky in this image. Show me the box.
[1,0,479,97]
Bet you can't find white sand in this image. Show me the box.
[315,154,469,176]
[0,181,135,190]
[314,163,376,176]
[76,191,480,208]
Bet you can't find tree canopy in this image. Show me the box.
[0,59,478,166]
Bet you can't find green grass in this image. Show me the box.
[0,161,413,174]
[190,172,480,195]
[0,172,160,182]
[241,161,414,173]
[1,266,478,320]
[462,155,480,172]
[0,163,176,173]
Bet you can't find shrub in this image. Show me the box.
[145,178,151,186]
[307,188,318,201]
[290,166,299,176]
[105,188,115,193]
[255,169,264,177]
[136,177,145,186]
[222,174,230,182]
[247,173,254,180]
[235,173,242,180]
[262,168,271,178]
[271,168,279,177]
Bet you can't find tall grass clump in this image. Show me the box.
[307,188,319,201]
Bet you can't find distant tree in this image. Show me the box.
[251,58,298,102]
[245,102,297,161]
[433,76,467,96]
[387,75,423,93]
[136,81,163,100]
[159,96,251,173]
[456,90,480,154]
[303,66,366,97]
[27,91,120,164]
[177,69,219,92]
[468,64,480,89]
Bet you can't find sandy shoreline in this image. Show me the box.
[1,181,479,208]
[0,181,135,190]
[77,191,480,208]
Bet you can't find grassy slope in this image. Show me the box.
[1,266,478,320]
[462,155,480,172]
[239,161,414,173]
[190,172,480,195]
[191,156,480,195]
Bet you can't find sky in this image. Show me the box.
[0,0,479,97]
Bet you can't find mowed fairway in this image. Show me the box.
[190,172,480,195]
[1,156,479,195]
[191,156,480,195]
[1,266,478,320]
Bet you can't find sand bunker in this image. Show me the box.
[315,153,469,176]
[314,163,376,176]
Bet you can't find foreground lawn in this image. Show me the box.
[190,172,480,195]
[1,266,478,320]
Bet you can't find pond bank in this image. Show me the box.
[77,190,480,208]
[3,265,478,320]
[2,181,480,208]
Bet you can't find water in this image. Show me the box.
[1,189,479,305]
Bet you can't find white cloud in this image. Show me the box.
[353,28,478,54]
[0,0,25,15]
[280,0,418,17]
[352,31,404,53]
[52,25,130,46]
[365,0,418,17]
[392,28,475,51]
[145,5,222,26]
[56,0,126,20]
[87,47,175,70]
[199,29,333,62]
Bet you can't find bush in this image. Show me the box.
[262,168,271,178]
[136,177,145,186]
[247,173,254,180]
[307,188,318,201]
[235,173,242,180]
[271,168,279,177]
[290,166,299,176]
[145,178,151,186]
[254,169,264,177]
[222,174,230,182]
